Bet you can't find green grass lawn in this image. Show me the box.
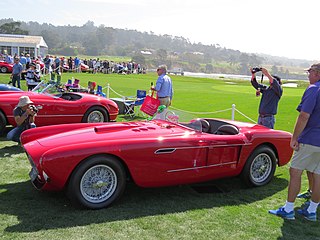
[0,72,318,240]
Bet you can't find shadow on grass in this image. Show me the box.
[0,143,24,157]
[0,175,288,233]
[0,134,24,157]
[278,206,320,240]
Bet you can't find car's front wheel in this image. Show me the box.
[0,112,7,135]
[67,156,126,209]
[241,146,276,187]
[82,106,109,123]
[0,67,8,73]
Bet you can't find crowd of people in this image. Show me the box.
[1,52,147,91]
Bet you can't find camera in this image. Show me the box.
[251,67,262,73]
[29,105,39,113]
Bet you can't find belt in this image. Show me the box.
[158,96,169,99]
[259,114,273,117]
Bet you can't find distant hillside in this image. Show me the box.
[0,19,312,79]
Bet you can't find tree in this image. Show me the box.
[271,65,279,75]
[41,30,61,48]
[131,54,146,65]
[205,63,214,73]
[156,49,167,62]
[0,22,28,35]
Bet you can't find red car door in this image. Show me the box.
[206,134,247,171]
[33,96,84,126]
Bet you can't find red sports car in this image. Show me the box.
[21,117,293,209]
[0,61,13,73]
[0,84,118,133]
[62,63,90,72]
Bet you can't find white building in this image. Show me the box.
[0,34,48,58]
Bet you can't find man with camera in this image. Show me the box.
[7,96,37,143]
[250,67,283,129]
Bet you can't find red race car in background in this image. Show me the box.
[21,117,293,209]
[0,84,118,134]
[61,62,90,72]
[0,61,13,73]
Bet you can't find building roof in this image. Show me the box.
[0,34,48,48]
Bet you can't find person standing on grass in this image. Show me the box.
[251,67,282,129]
[269,63,320,222]
[11,57,23,89]
[151,64,173,107]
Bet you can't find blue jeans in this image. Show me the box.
[258,115,275,129]
[7,123,36,143]
[12,74,21,88]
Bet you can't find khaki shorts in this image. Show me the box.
[291,144,320,174]
[159,97,171,107]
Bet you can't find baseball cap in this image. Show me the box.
[305,63,320,72]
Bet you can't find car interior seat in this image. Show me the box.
[200,119,210,133]
[215,124,239,135]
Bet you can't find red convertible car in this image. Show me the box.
[0,84,118,133]
[0,61,13,73]
[21,117,293,209]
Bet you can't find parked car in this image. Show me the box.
[0,61,13,73]
[62,63,90,72]
[21,117,293,209]
[0,84,23,92]
[0,84,118,134]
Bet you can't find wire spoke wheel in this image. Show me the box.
[88,110,105,122]
[80,165,117,203]
[67,156,126,209]
[241,146,276,187]
[250,153,272,184]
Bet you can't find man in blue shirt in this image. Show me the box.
[5,54,13,63]
[54,56,61,74]
[269,63,320,222]
[251,67,282,129]
[74,57,81,73]
[19,53,27,70]
[151,65,173,107]
[11,58,23,88]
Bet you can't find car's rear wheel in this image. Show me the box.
[0,112,7,135]
[0,67,8,73]
[67,156,126,209]
[241,146,276,187]
[82,106,109,123]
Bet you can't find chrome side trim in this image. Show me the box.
[7,114,82,118]
[167,161,238,173]
[154,143,250,155]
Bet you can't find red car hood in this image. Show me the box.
[28,120,188,148]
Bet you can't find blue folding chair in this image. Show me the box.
[96,85,106,97]
[123,90,147,119]
[135,90,146,106]
[135,90,146,116]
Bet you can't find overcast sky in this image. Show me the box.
[1,0,318,61]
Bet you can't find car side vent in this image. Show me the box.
[155,148,176,154]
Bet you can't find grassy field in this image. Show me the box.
[0,72,319,240]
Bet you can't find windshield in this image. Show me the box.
[32,81,62,98]
[152,108,204,132]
